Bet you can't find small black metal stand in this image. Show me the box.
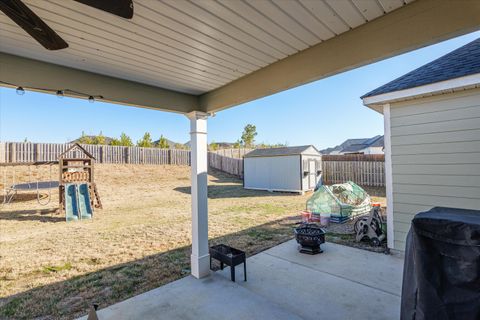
[209,244,247,282]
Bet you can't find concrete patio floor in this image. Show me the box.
[81,240,404,320]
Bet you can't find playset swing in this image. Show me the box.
[1,161,57,206]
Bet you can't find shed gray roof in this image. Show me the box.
[244,145,319,158]
[362,38,480,98]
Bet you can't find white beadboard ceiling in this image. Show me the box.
[0,0,413,95]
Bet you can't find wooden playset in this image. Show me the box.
[1,143,102,222]
[58,143,102,215]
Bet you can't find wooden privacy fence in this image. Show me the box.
[208,152,243,177]
[321,154,385,187]
[0,143,385,184]
[0,142,242,176]
[0,142,191,165]
[210,148,253,159]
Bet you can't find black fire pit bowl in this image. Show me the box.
[294,223,326,255]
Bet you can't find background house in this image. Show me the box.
[321,135,384,155]
[362,37,480,251]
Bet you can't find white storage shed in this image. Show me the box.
[362,37,480,252]
[243,146,322,194]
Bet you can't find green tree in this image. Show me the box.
[209,141,219,151]
[241,124,257,148]
[257,142,268,149]
[157,135,170,149]
[137,132,153,148]
[233,139,242,149]
[78,131,93,144]
[174,143,186,150]
[119,133,133,147]
[93,131,106,145]
[110,138,121,146]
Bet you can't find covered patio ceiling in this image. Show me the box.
[1,0,479,113]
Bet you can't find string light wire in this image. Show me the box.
[0,81,103,101]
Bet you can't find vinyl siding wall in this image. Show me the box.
[244,155,301,192]
[390,88,480,251]
[362,147,384,155]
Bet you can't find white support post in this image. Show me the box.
[383,104,394,249]
[187,111,210,279]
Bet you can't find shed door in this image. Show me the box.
[308,160,316,189]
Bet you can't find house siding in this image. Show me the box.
[390,88,480,251]
[361,147,384,154]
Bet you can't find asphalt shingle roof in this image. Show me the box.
[244,145,319,157]
[364,135,384,148]
[320,135,384,154]
[362,38,480,98]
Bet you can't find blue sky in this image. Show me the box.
[1,31,479,149]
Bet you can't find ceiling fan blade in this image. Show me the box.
[0,0,68,50]
[74,0,134,19]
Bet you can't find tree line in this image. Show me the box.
[208,124,287,151]
[77,124,286,150]
[77,131,186,149]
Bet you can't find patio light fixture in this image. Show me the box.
[15,86,25,95]
[1,81,103,103]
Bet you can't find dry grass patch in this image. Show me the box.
[0,165,307,319]
[0,164,386,319]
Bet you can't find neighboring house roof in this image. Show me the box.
[337,138,366,150]
[341,145,368,153]
[321,136,384,154]
[362,38,480,99]
[244,145,319,158]
[319,146,339,154]
[364,135,384,148]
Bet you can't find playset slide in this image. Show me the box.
[64,183,93,221]
[77,183,93,219]
[65,184,79,222]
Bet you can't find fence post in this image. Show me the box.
[10,143,16,163]
[0,142,5,163]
